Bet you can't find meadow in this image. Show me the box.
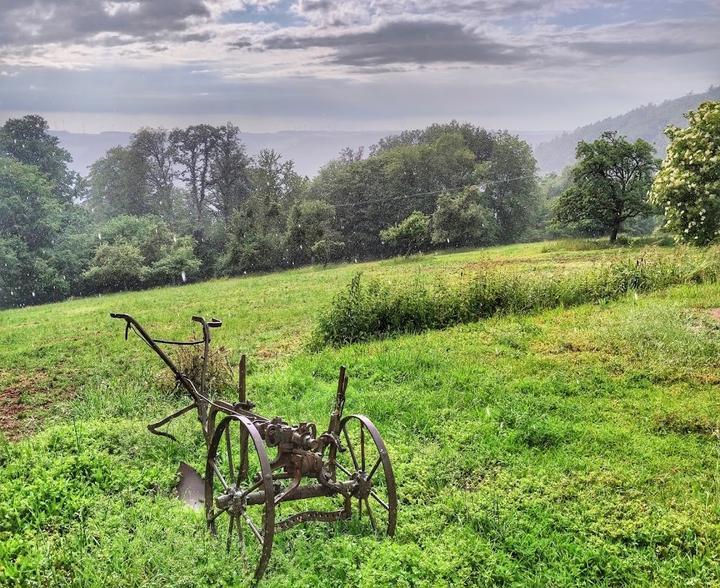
[2,239,720,586]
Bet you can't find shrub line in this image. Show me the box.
[315,247,720,346]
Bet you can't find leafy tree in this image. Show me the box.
[310,238,345,267]
[211,124,252,222]
[222,150,306,275]
[307,156,387,258]
[0,114,80,203]
[171,124,221,223]
[380,211,430,255]
[0,156,67,306]
[554,131,658,242]
[482,131,539,241]
[285,199,342,265]
[83,215,200,292]
[82,243,146,292]
[130,128,176,221]
[431,187,498,247]
[649,101,720,245]
[88,146,152,218]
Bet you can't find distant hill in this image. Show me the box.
[53,128,560,179]
[534,85,720,173]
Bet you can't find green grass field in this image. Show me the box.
[2,240,720,586]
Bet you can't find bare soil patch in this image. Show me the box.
[0,370,74,441]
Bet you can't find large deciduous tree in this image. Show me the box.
[88,146,152,218]
[431,187,498,247]
[482,131,539,241]
[211,123,252,222]
[649,101,720,245]
[0,114,81,203]
[171,124,221,224]
[0,157,64,306]
[554,131,658,242]
[285,199,343,265]
[131,128,176,221]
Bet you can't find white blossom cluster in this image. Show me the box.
[649,101,720,245]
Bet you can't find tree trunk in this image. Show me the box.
[609,222,620,242]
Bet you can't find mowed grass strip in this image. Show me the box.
[1,240,719,586]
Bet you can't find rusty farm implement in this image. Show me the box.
[110,313,397,582]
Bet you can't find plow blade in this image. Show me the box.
[176,462,205,510]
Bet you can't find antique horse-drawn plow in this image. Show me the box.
[110,313,397,582]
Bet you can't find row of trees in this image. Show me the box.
[2,102,717,308]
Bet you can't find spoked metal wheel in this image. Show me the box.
[205,415,275,583]
[334,414,397,536]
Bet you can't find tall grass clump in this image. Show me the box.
[316,247,720,346]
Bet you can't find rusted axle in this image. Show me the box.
[244,480,355,506]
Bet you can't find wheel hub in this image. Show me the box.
[216,487,246,515]
[352,471,373,500]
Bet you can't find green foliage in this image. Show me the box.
[82,216,200,292]
[380,211,431,255]
[310,124,539,258]
[650,101,720,245]
[316,247,720,345]
[482,131,540,241]
[82,243,146,291]
[285,199,342,265]
[0,157,71,307]
[0,156,59,249]
[554,131,659,241]
[0,114,80,203]
[88,146,153,219]
[431,187,498,246]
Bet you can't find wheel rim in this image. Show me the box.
[206,415,275,582]
[335,414,397,536]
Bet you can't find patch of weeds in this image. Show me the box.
[316,246,720,345]
[155,345,235,398]
[652,411,720,438]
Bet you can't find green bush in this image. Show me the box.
[315,247,720,345]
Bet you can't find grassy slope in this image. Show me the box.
[1,241,720,586]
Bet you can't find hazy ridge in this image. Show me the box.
[535,85,720,173]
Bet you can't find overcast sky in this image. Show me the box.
[0,0,718,133]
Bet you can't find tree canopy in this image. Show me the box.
[649,101,720,245]
[554,131,658,241]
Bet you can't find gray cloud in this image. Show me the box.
[0,0,210,46]
[258,20,534,66]
[571,39,713,57]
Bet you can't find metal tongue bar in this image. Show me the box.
[176,462,205,510]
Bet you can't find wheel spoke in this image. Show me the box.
[365,498,377,532]
[226,515,235,552]
[224,426,234,485]
[208,506,228,523]
[370,490,390,511]
[211,459,229,491]
[336,462,353,478]
[368,456,382,481]
[240,478,263,498]
[238,427,249,482]
[237,517,248,571]
[343,426,359,470]
[244,512,264,545]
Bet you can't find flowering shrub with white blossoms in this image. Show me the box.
[650,101,720,245]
